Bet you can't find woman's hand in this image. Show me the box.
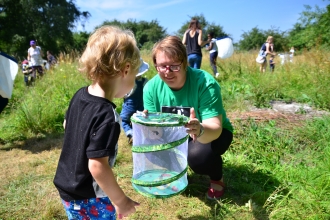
[184,108,202,142]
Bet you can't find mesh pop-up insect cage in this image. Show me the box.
[131,112,189,198]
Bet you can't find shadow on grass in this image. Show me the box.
[180,164,283,220]
[0,132,64,153]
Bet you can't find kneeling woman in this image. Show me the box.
[143,36,234,200]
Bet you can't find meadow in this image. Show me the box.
[0,49,329,220]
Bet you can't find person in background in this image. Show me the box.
[258,36,276,73]
[27,40,44,77]
[22,60,34,86]
[206,32,219,77]
[182,18,209,69]
[120,59,149,144]
[47,50,57,68]
[289,46,295,62]
[54,25,144,220]
[269,55,275,73]
[143,36,234,200]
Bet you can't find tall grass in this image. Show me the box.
[0,49,329,219]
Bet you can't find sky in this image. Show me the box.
[74,0,328,43]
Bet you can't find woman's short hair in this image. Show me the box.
[79,25,140,82]
[151,36,188,71]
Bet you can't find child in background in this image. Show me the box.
[269,55,275,72]
[47,50,57,68]
[120,59,149,144]
[22,60,33,86]
[53,25,145,220]
[289,46,295,62]
[206,32,219,77]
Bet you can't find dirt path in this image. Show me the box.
[228,101,329,127]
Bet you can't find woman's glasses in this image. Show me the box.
[155,61,182,73]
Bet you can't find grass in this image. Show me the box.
[0,49,329,219]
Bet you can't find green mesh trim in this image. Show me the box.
[131,112,189,127]
[132,183,187,199]
[132,135,188,153]
[131,167,188,187]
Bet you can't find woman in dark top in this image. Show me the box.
[182,19,209,69]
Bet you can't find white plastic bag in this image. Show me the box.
[255,55,265,64]
[216,37,234,59]
[0,52,18,98]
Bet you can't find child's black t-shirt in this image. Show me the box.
[53,87,120,201]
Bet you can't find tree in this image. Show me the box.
[0,0,90,58]
[264,27,288,52]
[176,14,229,41]
[96,19,167,50]
[287,4,330,50]
[237,26,288,52]
[72,31,90,52]
[236,27,265,51]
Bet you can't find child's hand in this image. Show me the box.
[115,196,140,219]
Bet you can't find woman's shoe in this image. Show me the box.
[206,179,225,200]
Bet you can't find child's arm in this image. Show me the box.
[89,157,139,218]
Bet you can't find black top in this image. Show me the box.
[185,30,202,56]
[53,87,120,201]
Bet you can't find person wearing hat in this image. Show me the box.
[120,59,149,144]
[27,40,44,78]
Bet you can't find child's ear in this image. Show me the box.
[122,62,131,77]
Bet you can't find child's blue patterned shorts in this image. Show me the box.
[61,197,116,219]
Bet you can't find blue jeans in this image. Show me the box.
[210,52,218,75]
[188,54,202,69]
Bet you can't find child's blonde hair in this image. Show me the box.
[79,25,141,82]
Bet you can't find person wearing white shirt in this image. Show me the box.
[27,40,44,78]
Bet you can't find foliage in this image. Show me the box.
[236,27,265,51]
[0,63,89,142]
[237,26,289,52]
[95,19,167,49]
[1,2,330,61]
[237,4,330,52]
[0,0,90,58]
[72,31,90,53]
[176,13,230,41]
[288,4,330,50]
